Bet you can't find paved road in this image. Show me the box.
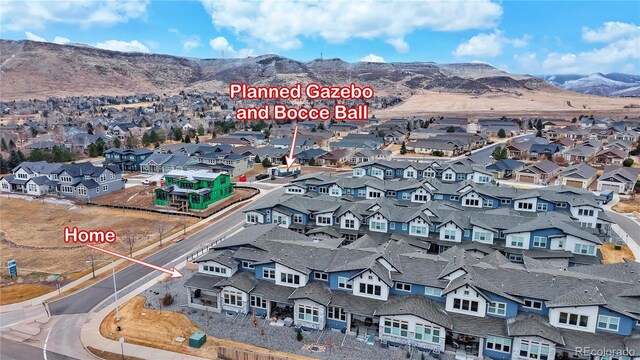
[606,210,640,246]
[1,338,78,360]
[48,188,283,315]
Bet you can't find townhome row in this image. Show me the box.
[0,161,124,199]
[184,224,640,359]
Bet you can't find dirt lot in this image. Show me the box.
[91,186,258,218]
[100,296,312,360]
[373,90,640,119]
[599,243,635,264]
[613,197,640,215]
[0,197,197,276]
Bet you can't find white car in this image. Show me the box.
[141,179,151,185]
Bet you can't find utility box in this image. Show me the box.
[189,332,206,348]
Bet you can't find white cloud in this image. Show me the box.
[53,36,70,45]
[359,54,385,63]
[1,0,149,31]
[95,40,149,53]
[454,30,530,58]
[386,38,409,53]
[199,0,502,52]
[181,36,201,51]
[582,21,640,43]
[25,31,46,42]
[209,36,254,58]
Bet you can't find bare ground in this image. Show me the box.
[0,197,197,276]
[372,90,640,119]
[599,243,636,264]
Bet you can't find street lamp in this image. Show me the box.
[85,259,120,321]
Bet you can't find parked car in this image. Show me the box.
[142,179,151,185]
[255,174,269,180]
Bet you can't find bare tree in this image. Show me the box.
[84,248,98,278]
[121,230,139,257]
[156,222,170,247]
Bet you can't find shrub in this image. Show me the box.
[296,329,303,341]
[623,158,634,167]
[162,293,174,306]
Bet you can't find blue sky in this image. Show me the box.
[1,0,638,74]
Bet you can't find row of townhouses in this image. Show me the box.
[0,161,124,199]
[245,179,609,265]
[184,224,640,359]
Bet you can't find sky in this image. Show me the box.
[0,0,639,75]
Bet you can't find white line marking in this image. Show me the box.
[43,327,52,360]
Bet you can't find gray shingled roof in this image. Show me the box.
[545,284,607,308]
[215,272,258,293]
[375,295,452,329]
[288,281,332,306]
[507,313,565,345]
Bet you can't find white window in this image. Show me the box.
[298,305,320,323]
[532,236,547,248]
[250,295,267,308]
[444,173,454,180]
[556,202,567,208]
[242,261,254,269]
[483,199,493,207]
[414,194,429,202]
[77,187,87,196]
[406,171,415,177]
[453,298,479,313]
[520,340,550,360]
[487,301,507,316]
[368,191,382,198]
[424,287,442,297]
[464,198,479,206]
[99,174,107,182]
[337,276,352,289]
[444,229,457,240]
[578,208,595,216]
[597,315,620,331]
[317,216,331,225]
[395,282,411,292]
[473,231,491,242]
[486,336,511,353]
[370,220,386,231]
[280,273,300,285]
[102,185,108,192]
[501,198,512,204]
[450,195,460,201]
[110,173,115,179]
[314,272,328,281]
[344,219,355,229]
[319,187,329,194]
[414,323,440,344]
[401,192,411,200]
[60,175,72,182]
[223,289,243,307]
[389,222,396,230]
[523,299,543,310]
[246,214,258,223]
[330,187,340,196]
[28,183,38,192]
[537,203,548,211]
[383,319,408,337]
[510,236,524,247]
[263,268,275,279]
[517,202,533,210]
[293,214,303,224]
[559,312,589,328]
[358,283,381,296]
[410,225,427,235]
[433,194,444,200]
[426,170,435,178]
[327,306,346,321]
[574,244,596,255]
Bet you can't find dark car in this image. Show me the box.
[255,174,269,180]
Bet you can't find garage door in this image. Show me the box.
[565,179,584,188]
[519,175,536,183]
[600,183,622,193]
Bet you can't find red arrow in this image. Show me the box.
[84,244,183,278]
[284,124,299,170]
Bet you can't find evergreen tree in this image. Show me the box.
[254,155,261,164]
[149,130,159,144]
[183,134,191,143]
[141,132,151,146]
[197,124,205,136]
[126,135,139,149]
[491,145,508,161]
[1,138,7,151]
[400,141,407,155]
[446,126,455,133]
[536,129,543,137]
[173,128,183,141]
[308,157,316,166]
[8,139,16,149]
[114,137,122,148]
[29,148,44,161]
[623,158,634,167]
[497,128,506,138]
[261,158,272,168]
[195,135,200,144]
[0,155,9,174]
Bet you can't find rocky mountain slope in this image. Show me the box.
[540,73,640,97]
[0,39,553,99]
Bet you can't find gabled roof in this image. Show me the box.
[545,284,607,308]
[507,313,565,345]
[288,281,332,306]
[374,295,452,329]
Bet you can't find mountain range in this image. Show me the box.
[0,40,550,100]
[539,73,640,97]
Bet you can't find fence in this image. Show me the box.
[186,235,228,262]
[217,346,291,360]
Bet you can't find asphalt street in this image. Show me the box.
[47,187,283,315]
[0,338,78,360]
[606,210,640,247]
